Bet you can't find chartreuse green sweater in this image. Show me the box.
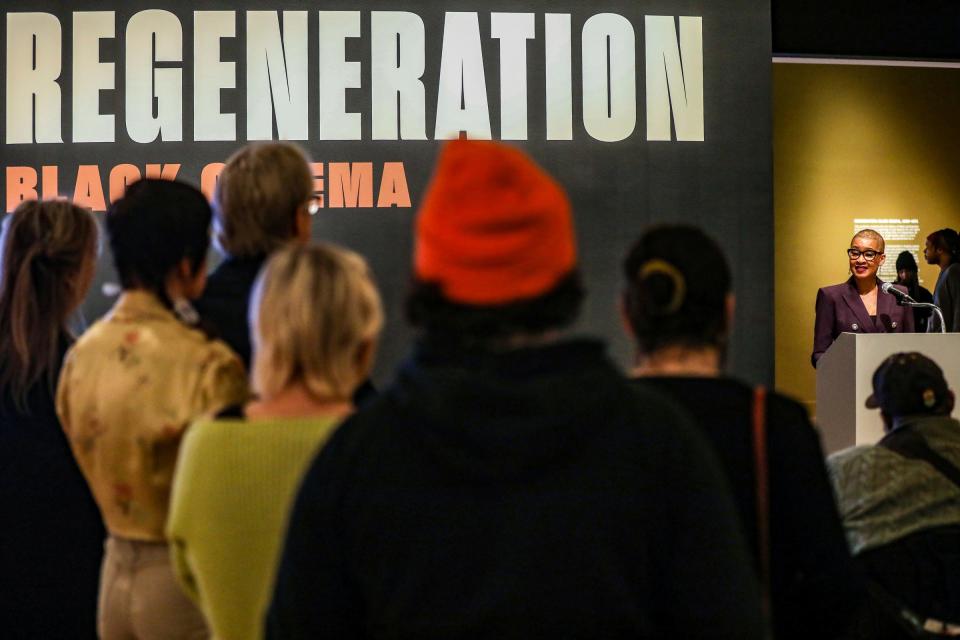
[167,415,340,640]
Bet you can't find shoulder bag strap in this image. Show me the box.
[880,427,960,491]
[752,385,772,624]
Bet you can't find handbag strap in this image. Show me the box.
[752,385,772,621]
[879,426,960,492]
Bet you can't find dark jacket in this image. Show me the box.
[812,278,914,366]
[0,339,105,638]
[267,339,764,639]
[638,376,864,640]
[929,263,960,332]
[907,284,934,333]
[195,255,266,371]
[197,255,377,405]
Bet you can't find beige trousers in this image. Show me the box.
[98,536,208,640]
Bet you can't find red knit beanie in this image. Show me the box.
[414,140,577,305]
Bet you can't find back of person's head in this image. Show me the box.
[927,228,960,264]
[251,243,383,402]
[405,140,582,348]
[214,142,313,258]
[866,352,953,421]
[895,250,919,273]
[106,179,211,306]
[0,200,98,409]
[622,225,732,355]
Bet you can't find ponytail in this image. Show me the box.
[0,201,98,411]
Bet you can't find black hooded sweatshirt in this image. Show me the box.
[267,339,764,639]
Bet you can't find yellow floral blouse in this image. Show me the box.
[56,291,248,542]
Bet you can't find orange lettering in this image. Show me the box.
[6,167,38,212]
[377,162,411,208]
[109,164,141,203]
[41,166,59,200]
[145,163,181,180]
[328,162,373,208]
[200,163,225,201]
[73,165,107,212]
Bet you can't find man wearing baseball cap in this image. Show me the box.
[267,140,763,638]
[828,352,960,636]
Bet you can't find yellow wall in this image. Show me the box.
[774,63,960,413]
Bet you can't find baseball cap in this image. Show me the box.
[865,352,950,416]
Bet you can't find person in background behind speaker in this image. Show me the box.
[811,229,914,367]
[893,250,934,333]
[267,140,765,639]
[622,224,863,640]
[923,228,960,332]
[197,142,376,404]
[0,200,105,639]
[57,180,248,640]
[167,243,383,640]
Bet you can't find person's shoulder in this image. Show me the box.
[819,281,852,298]
[66,317,111,355]
[827,443,887,475]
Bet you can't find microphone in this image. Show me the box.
[881,282,917,304]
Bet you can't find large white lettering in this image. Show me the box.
[645,16,704,142]
[491,13,534,141]
[6,13,62,144]
[194,11,235,142]
[318,11,362,140]
[73,12,115,143]
[434,12,491,140]
[582,13,636,143]
[247,11,308,141]
[126,10,182,143]
[371,11,427,140]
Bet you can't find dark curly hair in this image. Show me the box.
[622,225,731,355]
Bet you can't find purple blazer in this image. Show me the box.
[811,277,915,367]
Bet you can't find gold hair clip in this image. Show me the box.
[638,259,687,315]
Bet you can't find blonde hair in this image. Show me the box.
[213,142,313,258]
[852,228,885,253]
[0,200,98,410]
[250,243,383,401]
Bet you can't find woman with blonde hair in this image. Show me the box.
[168,242,383,640]
[57,179,248,639]
[0,200,105,637]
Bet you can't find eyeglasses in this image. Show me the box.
[847,248,882,261]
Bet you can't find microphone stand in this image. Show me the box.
[899,300,946,334]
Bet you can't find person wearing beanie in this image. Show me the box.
[923,229,960,332]
[621,224,863,640]
[893,250,934,332]
[266,140,765,639]
[827,352,960,637]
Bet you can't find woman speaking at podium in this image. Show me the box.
[811,229,914,367]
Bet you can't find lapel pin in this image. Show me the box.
[852,323,859,331]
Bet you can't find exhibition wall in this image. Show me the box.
[774,62,960,412]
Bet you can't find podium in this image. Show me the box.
[815,333,960,454]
